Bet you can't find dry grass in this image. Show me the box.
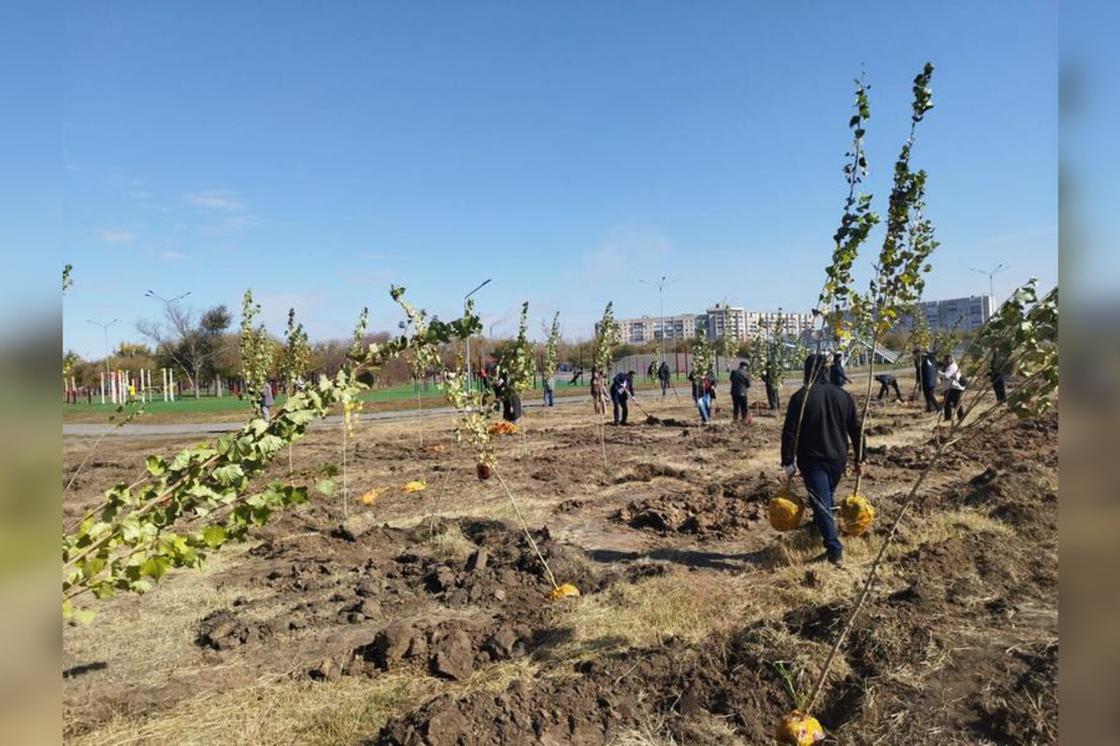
[64,545,269,682]
[70,673,439,746]
[425,521,479,565]
[549,571,743,662]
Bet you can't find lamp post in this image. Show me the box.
[144,289,191,306]
[87,318,119,376]
[639,275,677,364]
[463,279,491,392]
[969,264,1008,307]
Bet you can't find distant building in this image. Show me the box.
[899,295,993,333]
[704,304,747,342]
[608,304,809,345]
[746,310,815,339]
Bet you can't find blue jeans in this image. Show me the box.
[800,460,845,560]
[544,389,554,406]
[697,393,712,423]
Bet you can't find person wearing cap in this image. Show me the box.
[780,354,864,566]
[829,351,851,386]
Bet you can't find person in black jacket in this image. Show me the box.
[611,370,636,425]
[781,354,864,566]
[874,372,903,402]
[729,361,752,423]
[763,368,780,411]
[989,349,1011,403]
[920,351,939,412]
[657,361,671,397]
[829,352,851,386]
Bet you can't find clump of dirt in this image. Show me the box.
[957,460,1058,542]
[615,479,770,539]
[377,619,852,746]
[613,462,689,483]
[341,617,537,682]
[196,608,278,650]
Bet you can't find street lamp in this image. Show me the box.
[87,318,119,373]
[463,278,491,392]
[145,289,191,306]
[969,264,1008,306]
[639,275,678,363]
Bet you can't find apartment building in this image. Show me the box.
[899,295,993,332]
[745,310,815,338]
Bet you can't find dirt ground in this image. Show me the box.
[62,377,1058,745]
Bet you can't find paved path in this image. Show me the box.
[63,367,911,438]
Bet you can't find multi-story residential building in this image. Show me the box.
[704,304,747,342]
[608,306,816,345]
[603,313,703,344]
[898,295,993,333]
[745,310,815,339]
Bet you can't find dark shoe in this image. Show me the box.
[827,554,844,568]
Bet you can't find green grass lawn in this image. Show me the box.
[63,376,625,420]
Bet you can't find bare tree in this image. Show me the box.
[138,303,230,399]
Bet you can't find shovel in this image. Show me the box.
[629,396,661,425]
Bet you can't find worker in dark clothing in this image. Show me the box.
[763,368,780,411]
[829,352,850,386]
[874,372,904,402]
[611,370,636,425]
[920,352,940,412]
[688,369,701,402]
[492,371,522,423]
[910,347,923,401]
[647,360,657,381]
[781,354,864,566]
[729,361,752,423]
[989,350,1011,403]
[657,361,671,397]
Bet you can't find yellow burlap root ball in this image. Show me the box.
[776,710,825,745]
[839,493,875,536]
[769,489,805,532]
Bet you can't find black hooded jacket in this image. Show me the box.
[781,382,864,467]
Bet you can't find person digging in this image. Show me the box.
[780,354,865,567]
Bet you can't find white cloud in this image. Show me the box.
[185,189,245,212]
[95,228,136,244]
[582,225,672,277]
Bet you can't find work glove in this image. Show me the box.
[782,463,797,478]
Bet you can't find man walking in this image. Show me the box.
[730,361,752,423]
[658,360,671,397]
[260,382,274,420]
[780,354,864,566]
[542,373,555,407]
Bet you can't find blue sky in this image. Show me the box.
[45,1,1057,357]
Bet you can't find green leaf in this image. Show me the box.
[201,525,227,548]
[315,479,335,496]
[213,464,245,486]
[145,455,167,476]
[140,555,172,580]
